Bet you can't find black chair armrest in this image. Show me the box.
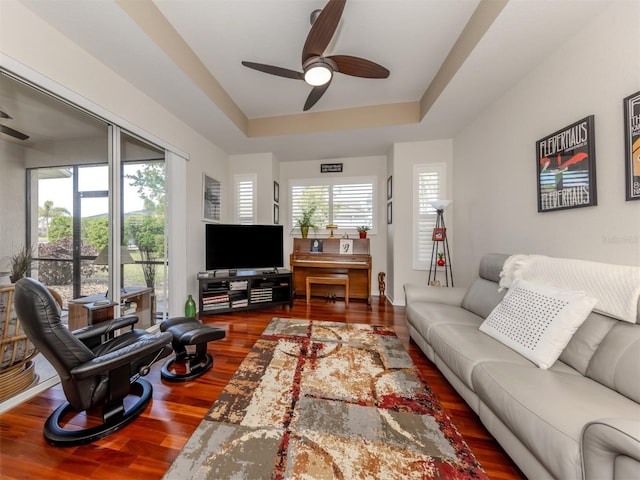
[72,315,139,342]
[70,331,172,380]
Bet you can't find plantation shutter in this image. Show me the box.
[290,184,330,231]
[289,177,375,233]
[414,163,446,270]
[332,183,373,229]
[234,174,256,224]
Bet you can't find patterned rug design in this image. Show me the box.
[163,319,488,479]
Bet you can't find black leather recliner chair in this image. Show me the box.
[14,277,173,446]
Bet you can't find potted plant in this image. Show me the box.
[9,245,33,283]
[356,226,370,239]
[437,252,446,267]
[297,206,317,238]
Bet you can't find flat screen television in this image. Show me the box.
[205,224,284,272]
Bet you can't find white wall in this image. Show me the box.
[228,152,277,225]
[0,2,229,304]
[452,1,640,288]
[280,155,388,296]
[388,140,454,304]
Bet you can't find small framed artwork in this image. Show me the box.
[273,181,280,203]
[202,174,221,222]
[432,228,446,241]
[387,201,393,224]
[273,204,279,224]
[536,115,597,212]
[623,91,640,201]
[387,176,393,200]
[339,238,353,254]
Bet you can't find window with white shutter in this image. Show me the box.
[290,177,375,233]
[234,174,256,224]
[413,163,446,270]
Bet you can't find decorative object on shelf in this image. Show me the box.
[356,226,370,239]
[536,115,596,212]
[623,90,640,201]
[428,200,453,287]
[185,294,196,318]
[297,205,317,238]
[326,224,338,238]
[9,244,32,283]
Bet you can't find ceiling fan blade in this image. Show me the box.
[0,109,12,120]
[329,55,389,78]
[303,82,331,111]
[241,61,303,80]
[0,124,29,141]
[302,0,346,63]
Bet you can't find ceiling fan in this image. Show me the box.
[0,108,30,141]
[241,0,389,112]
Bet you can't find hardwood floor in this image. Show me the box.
[0,297,525,479]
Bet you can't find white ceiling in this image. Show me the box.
[2,0,612,162]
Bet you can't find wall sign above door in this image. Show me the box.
[321,163,343,173]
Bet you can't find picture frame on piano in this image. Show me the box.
[339,239,353,254]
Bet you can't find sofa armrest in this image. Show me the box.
[404,283,467,307]
[582,418,640,480]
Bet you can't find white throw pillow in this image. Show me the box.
[479,279,597,369]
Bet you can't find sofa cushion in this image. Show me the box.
[429,324,531,390]
[461,278,506,319]
[472,361,640,480]
[479,280,597,369]
[405,302,483,345]
[586,322,640,403]
[558,311,617,375]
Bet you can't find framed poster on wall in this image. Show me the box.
[536,115,597,212]
[624,91,640,201]
[202,174,221,222]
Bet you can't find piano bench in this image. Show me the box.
[306,274,350,306]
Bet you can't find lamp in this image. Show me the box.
[428,200,453,287]
[326,224,338,239]
[93,245,136,295]
[93,245,135,266]
[303,58,335,86]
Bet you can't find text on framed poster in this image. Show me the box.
[536,115,597,212]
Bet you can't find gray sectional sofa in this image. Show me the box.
[404,253,640,480]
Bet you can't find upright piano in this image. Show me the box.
[290,238,372,303]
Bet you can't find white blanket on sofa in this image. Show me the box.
[499,254,640,323]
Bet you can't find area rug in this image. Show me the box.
[163,318,488,479]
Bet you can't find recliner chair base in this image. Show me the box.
[43,378,152,446]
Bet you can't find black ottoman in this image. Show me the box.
[159,317,226,382]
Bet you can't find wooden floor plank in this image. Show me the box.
[0,298,524,479]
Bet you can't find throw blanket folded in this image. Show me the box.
[499,254,640,324]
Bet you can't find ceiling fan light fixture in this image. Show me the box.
[304,62,333,86]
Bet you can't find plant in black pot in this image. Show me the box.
[9,245,33,283]
[297,206,318,239]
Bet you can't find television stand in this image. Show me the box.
[198,269,292,316]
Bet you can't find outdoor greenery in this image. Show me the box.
[36,161,166,290]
